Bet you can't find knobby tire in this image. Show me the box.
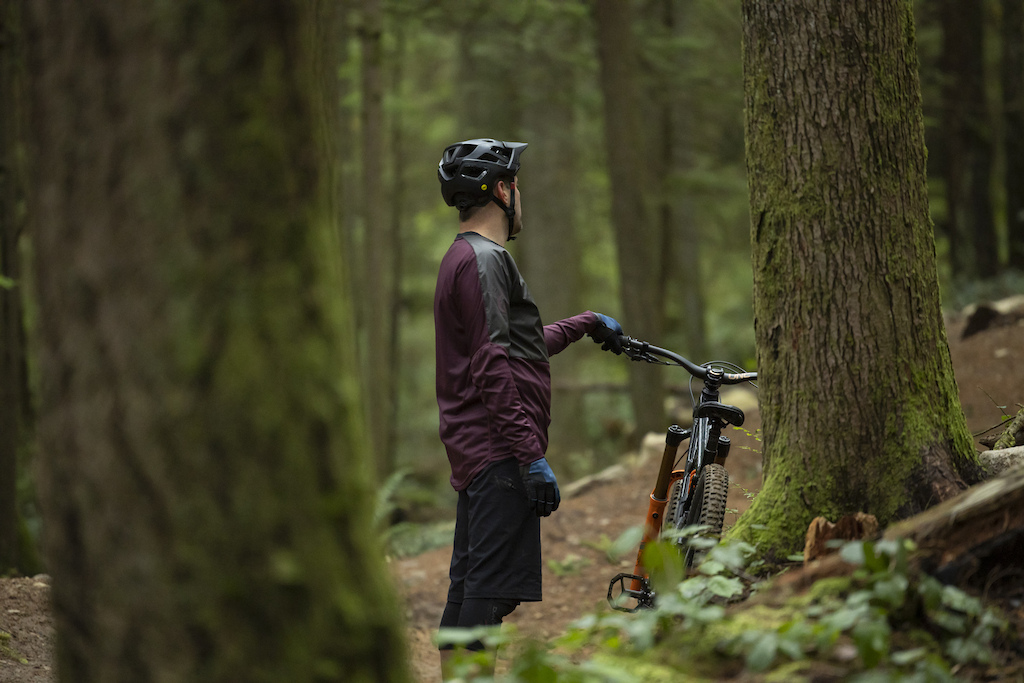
[681,463,729,569]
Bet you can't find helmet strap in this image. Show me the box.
[490,183,517,241]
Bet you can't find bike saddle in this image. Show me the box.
[694,401,745,427]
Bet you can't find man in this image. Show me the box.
[433,138,622,670]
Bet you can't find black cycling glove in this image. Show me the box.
[588,312,624,354]
[519,457,560,516]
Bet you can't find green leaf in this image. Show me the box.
[699,559,725,575]
[0,275,14,290]
[871,574,909,608]
[890,647,927,665]
[918,575,944,610]
[609,525,644,561]
[745,632,778,672]
[851,616,890,668]
[839,541,866,566]
[706,574,743,599]
[940,585,982,616]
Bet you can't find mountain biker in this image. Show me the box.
[434,138,623,672]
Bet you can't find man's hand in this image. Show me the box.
[519,458,560,516]
[589,312,623,354]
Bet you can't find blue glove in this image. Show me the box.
[588,312,624,354]
[519,458,560,516]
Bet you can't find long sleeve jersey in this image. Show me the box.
[434,231,599,490]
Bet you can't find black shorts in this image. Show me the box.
[446,458,542,603]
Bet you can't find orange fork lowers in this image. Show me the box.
[629,425,688,592]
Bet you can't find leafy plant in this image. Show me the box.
[437,537,1012,682]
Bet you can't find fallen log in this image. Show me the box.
[770,463,1024,596]
[883,462,1024,585]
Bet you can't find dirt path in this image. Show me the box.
[1,314,1021,682]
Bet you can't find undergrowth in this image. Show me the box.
[439,536,1016,682]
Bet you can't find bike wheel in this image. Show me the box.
[664,478,686,530]
[682,463,729,569]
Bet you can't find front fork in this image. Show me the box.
[609,424,731,611]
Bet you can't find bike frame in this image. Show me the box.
[608,338,756,611]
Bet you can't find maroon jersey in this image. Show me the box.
[434,232,598,490]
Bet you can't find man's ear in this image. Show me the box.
[495,178,512,204]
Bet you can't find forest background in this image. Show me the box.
[3,0,1024,574]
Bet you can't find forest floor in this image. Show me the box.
[0,313,1022,683]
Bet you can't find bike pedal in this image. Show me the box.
[607,573,655,612]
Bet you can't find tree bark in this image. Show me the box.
[358,0,399,479]
[593,0,667,438]
[734,0,981,561]
[939,0,997,278]
[658,0,707,362]
[26,2,408,681]
[518,7,590,467]
[1003,0,1024,271]
[0,0,27,574]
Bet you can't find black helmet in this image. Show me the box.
[438,138,528,211]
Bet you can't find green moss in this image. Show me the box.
[0,631,27,665]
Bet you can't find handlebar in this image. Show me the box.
[617,336,757,385]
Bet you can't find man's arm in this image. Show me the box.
[545,311,623,356]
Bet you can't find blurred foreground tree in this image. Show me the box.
[26,1,408,681]
[733,0,981,559]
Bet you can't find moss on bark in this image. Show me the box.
[28,2,407,681]
[733,0,979,560]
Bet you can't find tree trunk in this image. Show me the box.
[734,0,981,561]
[26,2,408,681]
[1003,0,1024,271]
[939,0,997,278]
[0,0,27,574]
[653,0,707,362]
[358,0,398,479]
[518,9,590,469]
[593,0,667,439]
[454,6,522,138]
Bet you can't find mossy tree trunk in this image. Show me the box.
[732,0,981,561]
[594,0,667,439]
[26,2,408,681]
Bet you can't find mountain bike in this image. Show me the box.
[607,336,757,612]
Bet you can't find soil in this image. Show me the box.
[1,314,1021,683]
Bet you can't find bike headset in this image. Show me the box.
[438,138,528,241]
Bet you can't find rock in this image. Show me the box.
[979,446,1024,477]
